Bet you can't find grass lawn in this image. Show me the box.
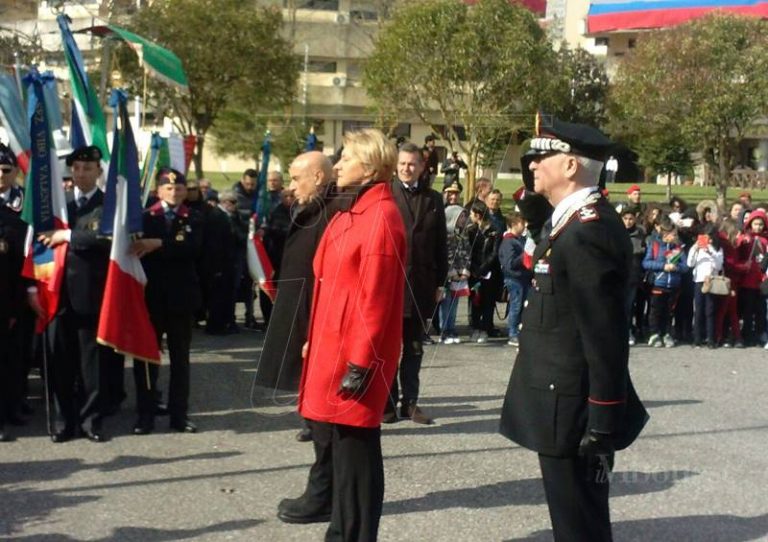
[205,172,767,212]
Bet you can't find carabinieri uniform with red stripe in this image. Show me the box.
[499,192,647,456]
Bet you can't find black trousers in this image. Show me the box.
[387,317,423,411]
[648,287,679,336]
[323,422,384,542]
[50,312,103,432]
[206,269,236,332]
[0,318,10,427]
[133,310,192,422]
[470,278,497,332]
[739,287,765,345]
[539,453,613,542]
[302,420,334,509]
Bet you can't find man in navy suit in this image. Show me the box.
[38,145,112,443]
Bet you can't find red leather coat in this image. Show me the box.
[298,182,406,427]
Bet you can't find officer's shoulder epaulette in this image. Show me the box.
[578,204,599,223]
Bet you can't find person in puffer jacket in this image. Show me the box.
[643,217,689,347]
[736,208,768,345]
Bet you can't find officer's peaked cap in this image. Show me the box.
[156,167,187,186]
[0,142,19,167]
[66,145,103,166]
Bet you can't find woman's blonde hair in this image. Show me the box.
[342,129,397,182]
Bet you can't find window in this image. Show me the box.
[350,9,378,21]
[342,120,374,133]
[392,123,411,139]
[284,0,340,10]
[595,37,610,47]
[434,125,467,142]
[308,60,337,73]
[628,38,636,49]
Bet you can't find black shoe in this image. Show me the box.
[244,317,258,329]
[277,497,331,524]
[51,428,76,443]
[133,419,155,435]
[155,402,169,416]
[83,429,106,443]
[296,427,312,442]
[382,410,398,424]
[170,418,197,433]
[0,426,9,442]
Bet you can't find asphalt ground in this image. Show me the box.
[2,312,768,541]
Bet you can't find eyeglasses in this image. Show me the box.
[0,166,14,173]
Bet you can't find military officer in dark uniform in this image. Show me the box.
[384,142,448,425]
[0,144,26,442]
[0,143,31,431]
[38,145,112,443]
[499,115,648,542]
[131,168,202,435]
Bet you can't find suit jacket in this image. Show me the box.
[142,202,203,314]
[499,196,648,456]
[298,182,406,427]
[62,190,111,316]
[390,179,448,322]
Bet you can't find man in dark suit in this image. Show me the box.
[0,145,26,441]
[131,168,203,435]
[39,145,112,443]
[384,142,448,425]
[499,115,648,541]
[232,169,258,328]
[202,189,243,335]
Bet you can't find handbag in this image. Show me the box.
[703,274,731,296]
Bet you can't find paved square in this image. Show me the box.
[2,327,767,541]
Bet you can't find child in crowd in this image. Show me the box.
[466,201,501,343]
[716,219,747,347]
[736,209,768,346]
[643,217,689,347]
[439,189,471,344]
[621,208,647,345]
[498,213,532,347]
[686,225,724,348]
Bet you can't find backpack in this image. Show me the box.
[643,239,661,286]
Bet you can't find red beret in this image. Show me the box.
[626,184,641,194]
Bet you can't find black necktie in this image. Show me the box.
[165,208,175,229]
[77,196,88,209]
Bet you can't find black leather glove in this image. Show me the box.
[338,362,371,398]
[578,429,615,458]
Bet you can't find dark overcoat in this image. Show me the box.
[390,180,448,323]
[255,184,336,392]
[499,196,648,457]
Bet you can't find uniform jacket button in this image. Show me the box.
[548,384,555,391]
[524,300,529,308]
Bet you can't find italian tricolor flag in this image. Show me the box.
[97,90,160,364]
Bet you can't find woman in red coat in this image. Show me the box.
[289,129,405,541]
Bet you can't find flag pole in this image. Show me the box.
[41,327,54,436]
[141,70,148,127]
